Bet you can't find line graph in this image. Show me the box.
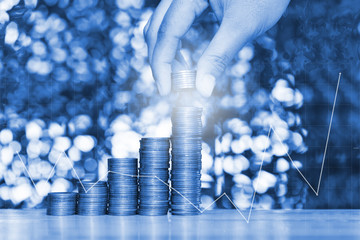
[16,72,341,223]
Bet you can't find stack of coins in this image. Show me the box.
[107,158,138,215]
[47,192,77,216]
[77,181,108,216]
[171,70,196,92]
[171,107,202,215]
[138,137,170,215]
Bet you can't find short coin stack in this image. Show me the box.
[171,70,196,92]
[107,158,138,215]
[77,181,108,216]
[47,192,77,216]
[171,107,203,215]
[138,137,170,215]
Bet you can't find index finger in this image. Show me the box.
[144,0,173,64]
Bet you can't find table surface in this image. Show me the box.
[0,209,359,239]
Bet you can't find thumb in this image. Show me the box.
[196,18,255,97]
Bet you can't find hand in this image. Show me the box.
[144,0,290,97]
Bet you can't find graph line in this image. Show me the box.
[316,72,341,195]
[16,72,341,223]
[17,146,266,223]
[272,72,341,196]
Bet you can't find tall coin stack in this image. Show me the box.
[138,137,170,216]
[171,70,203,215]
[47,192,77,216]
[107,158,138,215]
[77,181,108,216]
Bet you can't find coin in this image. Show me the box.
[47,192,77,216]
[170,107,202,215]
[138,137,170,216]
[107,158,138,216]
[77,181,108,216]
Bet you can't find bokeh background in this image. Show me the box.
[0,0,359,210]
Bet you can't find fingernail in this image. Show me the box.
[196,74,215,97]
[156,82,166,96]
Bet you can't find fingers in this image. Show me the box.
[196,16,256,97]
[196,0,290,97]
[144,0,173,64]
[151,0,208,95]
[146,0,289,97]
